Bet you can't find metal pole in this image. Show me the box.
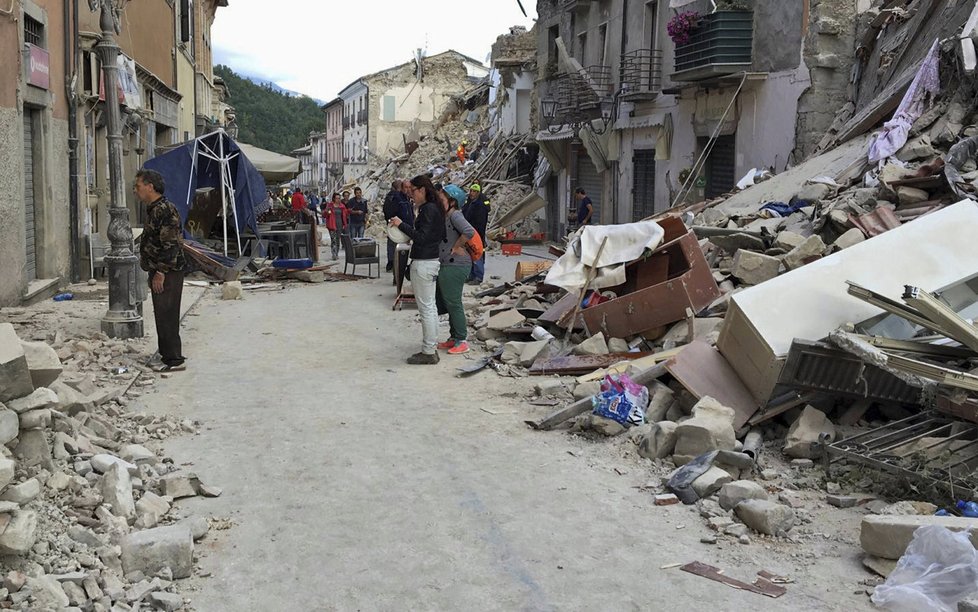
[218,133,229,257]
[96,0,143,339]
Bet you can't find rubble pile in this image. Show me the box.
[0,317,218,611]
[458,37,978,577]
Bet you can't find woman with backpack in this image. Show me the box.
[389,175,447,365]
[435,184,478,355]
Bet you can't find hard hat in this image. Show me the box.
[469,184,481,192]
[444,184,466,207]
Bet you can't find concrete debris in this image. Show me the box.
[691,466,734,498]
[487,309,526,331]
[735,500,796,536]
[0,407,18,445]
[861,515,978,560]
[718,480,769,511]
[783,406,836,459]
[0,323,34,402]
[573,332,610,356]
[783,235,827,270]
[637,421,678,460]
[19,339,63,388]
[7,386,58,414]
[833,227,866,249]
[0,510,38,554]
[102,463,136,521]
[673,397,737,465]
[161,473,197,499]
[731,250,782,285]
[121,524,194,579]
[221,280,244,300]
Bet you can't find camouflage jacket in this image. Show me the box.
[139,196,187,274]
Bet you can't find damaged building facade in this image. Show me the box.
[339,50,489,185]
[0,0,229,307]
[533,0,859,237]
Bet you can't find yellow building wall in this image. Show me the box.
[176,53,196,141]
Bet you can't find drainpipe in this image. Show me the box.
[66,0,80,281]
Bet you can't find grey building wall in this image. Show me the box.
[0,107,28,306]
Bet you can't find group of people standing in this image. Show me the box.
[281,187,371,260]
[386,176,490,364]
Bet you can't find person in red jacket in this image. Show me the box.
[290,188,307,224]
[322,192,349,260]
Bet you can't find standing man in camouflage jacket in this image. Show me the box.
[135,169,188,372]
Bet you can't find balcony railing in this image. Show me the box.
[620,49,663,100]
[342,117,350,129]
[357,109,368,123]
[549,64,611,122]
[673,11,753,82]
[560,0,596,11]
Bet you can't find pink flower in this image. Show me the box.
[667,11,700,46]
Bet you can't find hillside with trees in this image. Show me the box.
[215,65,323,155]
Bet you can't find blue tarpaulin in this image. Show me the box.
[144,131,266,244]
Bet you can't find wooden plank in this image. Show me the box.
[529,352,656,376]
[575,347,685,384]
[525,362,669,430]
[665,340,760,430]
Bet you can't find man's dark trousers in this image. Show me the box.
[152,270,185,366]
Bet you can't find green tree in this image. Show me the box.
[215,65,324,155]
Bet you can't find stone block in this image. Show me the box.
[18,408,51,431]
[673,396,737,465]
[796,182,833,202]
[608,338,630,353]
[90,454,138,476]
[573,381,601,401]
[645,383,675,423]
[0,511,37,554]
[220,281,243,300]
[827,494,858,508]
[709,233,765,253]
[121,524,194,579]
[660,318,724,349]
[731,250,781,285]
[7,387,58,414]
[735,500,796,535]
[19,340,62,388]
[784,235,827,270]
[0,324,33,403]
[14,429,52,469]
[718,480,769,511]
[519,340,551,367]
[773,231,807,251]
[161,473,197,499]
[178,516,210,541]
[24,575,68,609]
[48,380,94,416]
[784,406,836,458]
[0,457,14,491]
[148,591,184,611]
[583,415,626,437]
[102,463,135,521]
[691,466,733,498]
[637,421,678,460]
[834,228,866,249]
[0,478,40,504]
[121,444,156,466]
[860,515,978,560]
[487,309,525,331]
[895,135,936,162]
[0,408,17,446]
[896,186,929,207]
[654,493,680,506]
[573,332,609,356]
[135,492,171,529]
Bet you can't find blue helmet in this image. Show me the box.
[443,184,467,207]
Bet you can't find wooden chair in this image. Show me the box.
[341,233,380,278]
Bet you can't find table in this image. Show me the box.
[392,243,415,311]
[259,229,310,259]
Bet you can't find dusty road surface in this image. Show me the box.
[142,259,876,611]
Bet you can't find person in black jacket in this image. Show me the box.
[461,183,489,284]
[382,179,403,271]
[389,174,447,364]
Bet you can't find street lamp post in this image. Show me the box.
[92,0,143,338]
[541,87,621,235]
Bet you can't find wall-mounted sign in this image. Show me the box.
[27,44,50,90]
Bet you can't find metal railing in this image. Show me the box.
[620,49,663,97]
[549,64,611,122]
[674,11,753,77]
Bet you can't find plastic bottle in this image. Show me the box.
[531,326,555,342]
[956,500,978,517]
[53,293,74,302]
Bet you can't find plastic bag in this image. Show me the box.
[319,229,331,247]
[591,374,648,427]
[871,525,978,612]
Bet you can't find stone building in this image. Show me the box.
[490,26,538,138]
[0,0,228,306]
[339,50,489,184]
[323,97,344,192]
[533,0,858,238]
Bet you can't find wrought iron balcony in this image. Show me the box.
[673,11,753,82]
[620,49,663,100]
[547,64,611,121]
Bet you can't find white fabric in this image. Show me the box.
[545,221,666,292]
[410,259,441,354]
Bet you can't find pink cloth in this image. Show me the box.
[867,39,941,163]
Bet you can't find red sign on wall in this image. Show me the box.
[27,43,50,90]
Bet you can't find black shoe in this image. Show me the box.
[154,362,186,372]
[406,352,439,365]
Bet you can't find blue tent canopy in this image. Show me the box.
[144,131,266,252]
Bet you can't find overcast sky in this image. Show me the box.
[213,1,538,101]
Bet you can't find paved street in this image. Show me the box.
[141,258,872,611]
